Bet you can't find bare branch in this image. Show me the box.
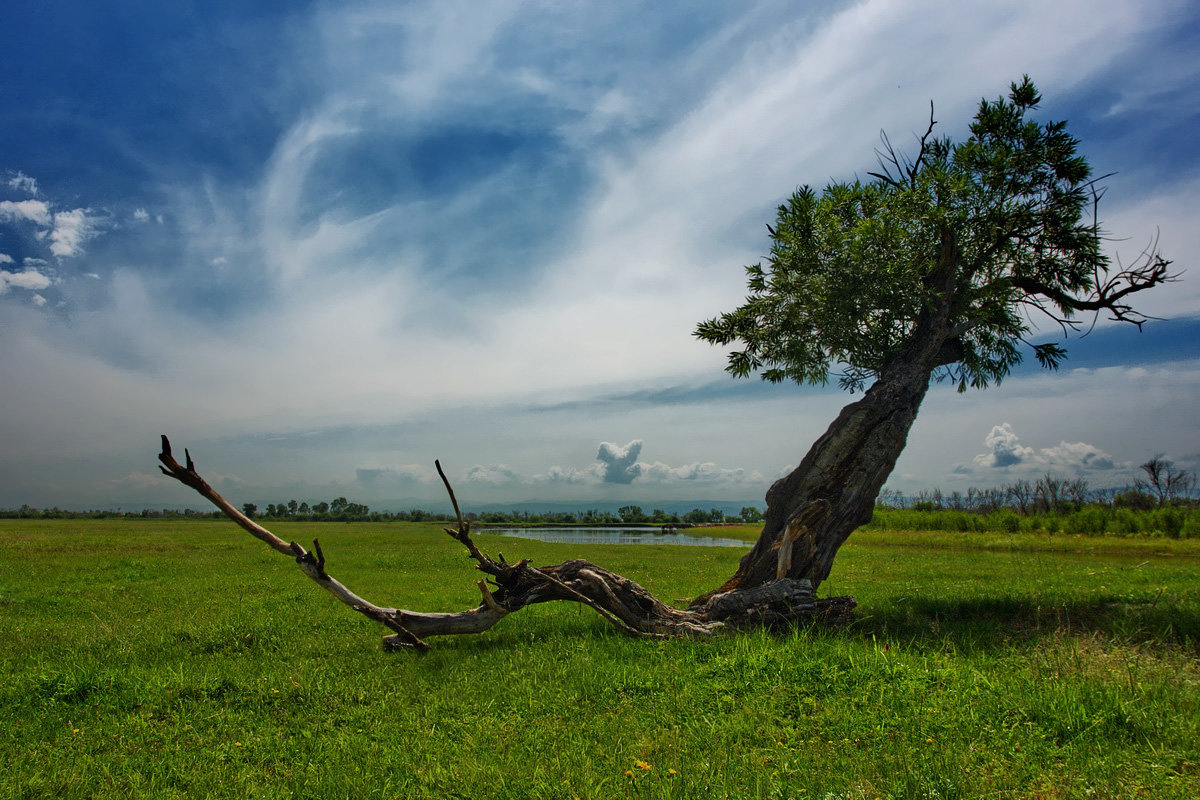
[158,435,430,647]
[1009,240,1179,329]
[158,435,298,558]
[436,459,467,534]
[907,101,938,186]
[870,101,937,189]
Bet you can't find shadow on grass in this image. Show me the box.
[848,593,1200,653]
[413,593,1200,659]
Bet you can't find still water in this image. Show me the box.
[479,526,749,548]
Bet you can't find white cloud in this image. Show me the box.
[0,254,12,264]
[974,423,1036,468]
[31,293,47,307]
[133,208,150,222]
[49,208,102,257]
[0,194,106,259]
[0,199,52,226]
[1039,441,1118,472]
[0,268,52,293]
[462,450,763,490]
[968,423,1123,475]
[637,461,760,484]
[464,464,523,486]
[596,440,643,484]
[6,171,38,195]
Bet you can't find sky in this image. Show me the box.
[1,0,1198,512]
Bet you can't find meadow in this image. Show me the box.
[2,519,1197,799]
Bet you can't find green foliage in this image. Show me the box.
[618,505,647,523]
[696,77,1108,392]
[988,508,1022,533]
[1158,508,1186,539]
[868,505,1200,538]
[739,506,764,523]
[1062,506,1108,536]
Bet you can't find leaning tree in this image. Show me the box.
[160,78,1175,650]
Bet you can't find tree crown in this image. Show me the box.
[696,77,1173,392]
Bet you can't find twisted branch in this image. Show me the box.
[1009,243,1178,330]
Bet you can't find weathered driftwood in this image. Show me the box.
[157,436,854,650]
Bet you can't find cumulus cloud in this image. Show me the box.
[464,464,522,486]
[48,208,103,257]
[444,444,765,491]
[0,192,105,259]
[637,461,759,484]
[0,268,52,294]
[596,439,643,484]
[0,199,52,226]
[974,423,1035,468]
[970,423,1122,474]
[590,439,764,486]
[0,254,12,264]
[132,208,150,222]
[6,171,38,195]
[1040,441,1117,471]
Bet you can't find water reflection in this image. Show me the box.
[479,526,749,548]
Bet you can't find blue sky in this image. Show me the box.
[2,0,1198,511]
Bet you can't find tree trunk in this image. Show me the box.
[692,356,933,605]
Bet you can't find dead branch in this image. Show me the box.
[158,436,855,651]
[1009,241,1179,330]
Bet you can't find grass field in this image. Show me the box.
[2,519,1198,799]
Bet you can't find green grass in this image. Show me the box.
[2,519,1198,799]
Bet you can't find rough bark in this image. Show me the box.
[693,351,934,603]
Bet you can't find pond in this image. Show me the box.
[478,526,750,548]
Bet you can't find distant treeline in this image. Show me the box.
[865,506,1198,538]
[870,460,1198,538]
[4,459,1196,536]
[0,502,755,526]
